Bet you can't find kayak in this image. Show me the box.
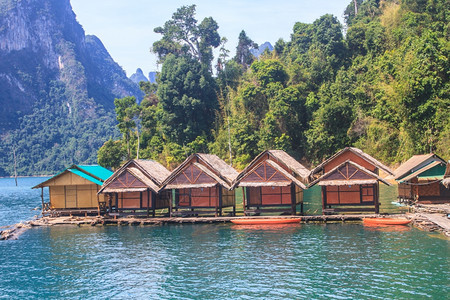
[363,218,411,225]
[231,218,301,225]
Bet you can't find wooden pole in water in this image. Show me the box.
[41,187,44,211]
[13,147,18,186]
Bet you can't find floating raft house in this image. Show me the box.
[98,159,172,217]
[394,154,450,204]
[161,153,238,217]
[33,165,113,214]
[233,150,310,216]
[309,147,393,214]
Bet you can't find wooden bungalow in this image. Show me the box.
[98,159,172,217]
[309,147,394,214]
[161,153,238,217]
[394,154,449,203]
[33,165,113,215]
[309,160,391,214]
[233,150,310,216]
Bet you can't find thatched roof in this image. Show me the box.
[99,159,171,193]
[309,160,391,187]
[162,153,238,190]
[317,179,379,186]
[233,150,310,189]
[196,153,239,184]
[393,153,446,180]
[267,150,310,179]
[310,147,393,176]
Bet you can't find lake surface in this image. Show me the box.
[0,178,448,299]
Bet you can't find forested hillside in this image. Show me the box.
[99,0,449,171]
[0,0,141,176]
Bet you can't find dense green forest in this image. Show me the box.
[98,0,449,171]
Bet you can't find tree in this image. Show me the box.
[157,54,218,145]
[97,139,126,170]
[234,30,258,68]
[152,4,220,68]
[114,96,140,158]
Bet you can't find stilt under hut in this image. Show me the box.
[161,153,238,217]
[232,150,310,216]
[394,154,449,204]
[442,162,450,189]
[98,159,172,217]
[309,147,394,214]
[33,165,113,215]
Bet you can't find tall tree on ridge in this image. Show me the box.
[234,30,258,69]
[152,4,221,69]
[152,5,219,146]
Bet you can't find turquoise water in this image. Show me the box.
[1,178,449,299]
[0,177,49,227]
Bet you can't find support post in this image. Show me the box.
[152,191,156,217]
[291,184,296,215]
[169,190,173,217]
[218,186,223,217]
[41,187,44,211]
[242,187,247,216]
[375,183,380,214]
[322,186,327,214]
[147,190,150,218]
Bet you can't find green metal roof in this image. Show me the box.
[399,161,446,183]
[68,168,104,186]
[32,164,113,189]
[76,165,113,181]
[417,164,446,178]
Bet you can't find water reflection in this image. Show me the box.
[231,223,301,233]
[363,224,412,232]
[1,224,449,299]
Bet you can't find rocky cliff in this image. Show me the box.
[0,0,142,175]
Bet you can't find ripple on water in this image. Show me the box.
[0,221,449,298]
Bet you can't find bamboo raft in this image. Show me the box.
[2,212,449,240]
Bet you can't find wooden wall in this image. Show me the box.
[246,185,302,206]
[50,185,104,209]
[175,187,235,208]
[323,184,376,205]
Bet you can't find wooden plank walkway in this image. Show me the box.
[2,213,449,240]
[422,214,450,231]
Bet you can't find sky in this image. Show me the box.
[71,0,351,77]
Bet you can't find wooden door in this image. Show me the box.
[65,186,77,208]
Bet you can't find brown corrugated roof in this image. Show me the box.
[310,147,393,176]
[393,154,446,180]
